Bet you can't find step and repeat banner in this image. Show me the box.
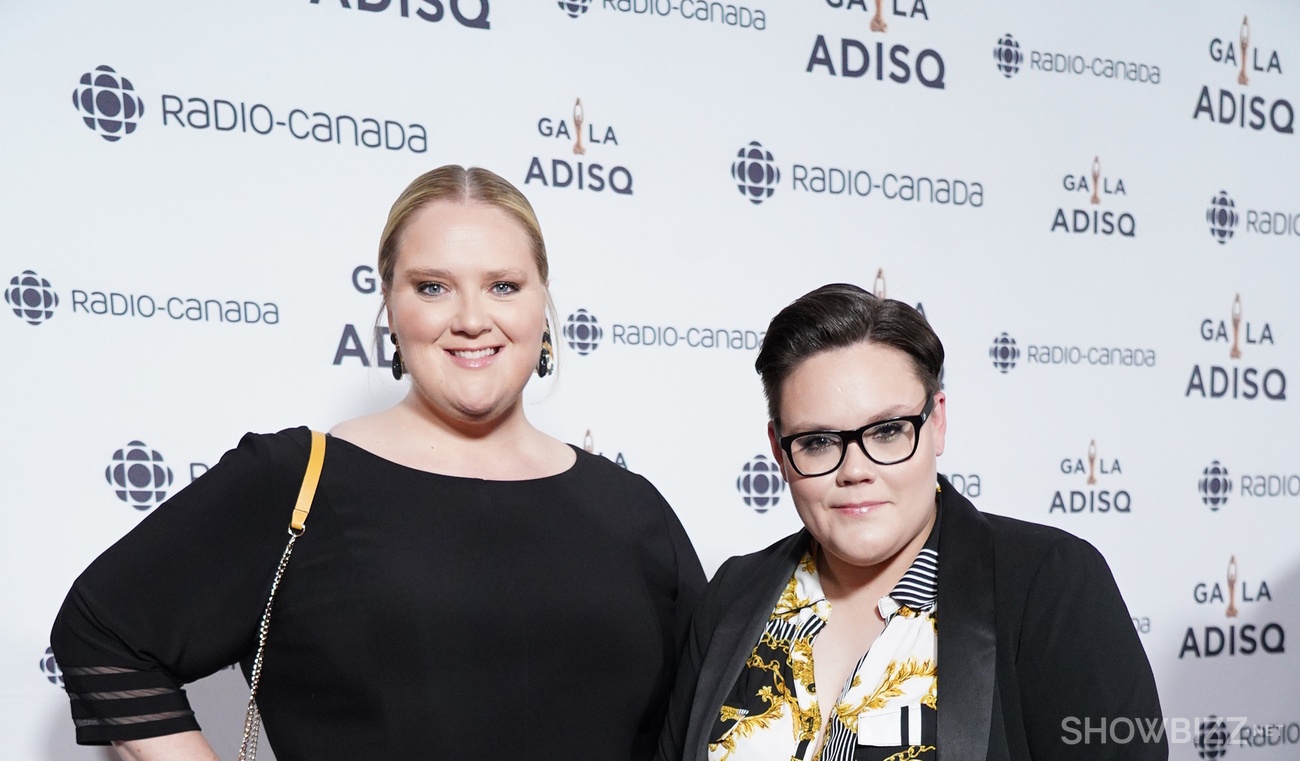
[2,0,1298,758]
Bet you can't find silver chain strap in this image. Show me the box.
[237,527,303,761]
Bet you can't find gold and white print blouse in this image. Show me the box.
[708,525,939,761]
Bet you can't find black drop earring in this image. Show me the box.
[390,331,404,380]
[537,325,555,378]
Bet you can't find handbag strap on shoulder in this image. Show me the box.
[289,430,326,534]
[237,428,327,761]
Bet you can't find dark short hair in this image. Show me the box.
[755,283,945,426]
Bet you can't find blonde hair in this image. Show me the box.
[378,165,549,296]
[377,165,558,371]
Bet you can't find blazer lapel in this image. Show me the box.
[686,530,810,761]
[936,477,998,760]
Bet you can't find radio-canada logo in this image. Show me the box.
[40,647,63,687]
[1199,461,1233,510]
[557,0,593,18]
[989,333,1019,373]
[732,141,780,205]
[1204,189,1298,243]
[994,34,1022,78]
[990,33,1159,84]
[106,441,174,510]
[555,0,765,29]
[73,65,145,142]
[73,64,426,153]
[989,329,1154,372]
[1195,716,1229,759]
[558,306,763,355]
[1196,454,1300,506]
[6,270,59,325]
[738,454,784,513]
[1207,191,1238,244]
[732,141,982,207]
[563,309,603,355]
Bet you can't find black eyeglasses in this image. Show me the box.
[777,395,935,477]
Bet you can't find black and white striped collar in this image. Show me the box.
[885,499,941,612]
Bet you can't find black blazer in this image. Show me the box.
[657,477,1167,761]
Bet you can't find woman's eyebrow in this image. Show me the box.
[786,403,915,432]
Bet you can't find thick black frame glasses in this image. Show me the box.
[778,395,935,477]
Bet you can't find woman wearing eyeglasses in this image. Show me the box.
[657,283,1165,761]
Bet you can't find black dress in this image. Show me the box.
[52,427,706,761]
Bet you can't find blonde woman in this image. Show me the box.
[53,166,705,761]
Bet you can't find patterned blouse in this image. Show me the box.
[708,516,940,761]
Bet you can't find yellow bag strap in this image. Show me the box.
[241,429,326,761]
[289,430,326,533]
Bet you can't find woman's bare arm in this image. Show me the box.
[111,732,220,761]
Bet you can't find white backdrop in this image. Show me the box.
[3,1,1299,758]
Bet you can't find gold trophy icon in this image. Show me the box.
[1087,439,1097,485]
[583,429,595,453]
[1226,556,1239,618]
[1230,294,1243,359]
[873,268,887,299]
[1238,16,1250,86]
[871,0,887,32]
[572,98,586,156]
[1090,156,1101,205]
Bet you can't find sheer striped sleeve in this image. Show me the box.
[50,428,310,745]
